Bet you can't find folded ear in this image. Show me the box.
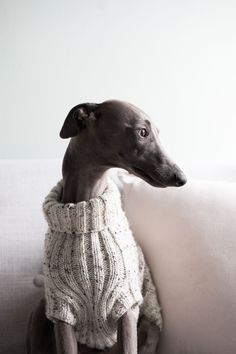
[59,103,99,139]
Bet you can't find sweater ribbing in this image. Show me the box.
[42,179,122,234]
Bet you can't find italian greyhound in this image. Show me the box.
[26,100,187,354]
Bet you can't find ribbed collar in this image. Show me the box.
[42,178,121,234]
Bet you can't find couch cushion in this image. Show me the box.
[121,176,236,354]
[0,160,62,354]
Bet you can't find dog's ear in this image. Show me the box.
[59,103,99,139]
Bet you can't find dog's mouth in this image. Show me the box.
[131,166,167,188]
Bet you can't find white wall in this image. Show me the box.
[1,0,236,165]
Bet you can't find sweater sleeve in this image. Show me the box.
[138,250,163,330]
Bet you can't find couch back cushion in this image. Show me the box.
[0,160,61,354]
[122,176,236,354]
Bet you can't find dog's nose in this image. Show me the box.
[174,172,187,187]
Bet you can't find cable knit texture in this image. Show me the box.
[42,178,162,349]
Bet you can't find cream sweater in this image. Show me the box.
[42,178,162,349]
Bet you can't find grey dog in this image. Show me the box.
[26,100,187,354]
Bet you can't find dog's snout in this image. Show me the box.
[173,172,187,187]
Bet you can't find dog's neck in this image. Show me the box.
[61,140,109,204]
[62,167,109,204]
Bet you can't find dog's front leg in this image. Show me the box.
[54,320,78,354]
[117,309,137,354]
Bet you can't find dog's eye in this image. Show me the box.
[138,128,149,138]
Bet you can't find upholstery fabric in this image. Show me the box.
[121,176,236,354]
[0,160,62,354]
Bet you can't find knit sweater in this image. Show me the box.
[42,178,162,349]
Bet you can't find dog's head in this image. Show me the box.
[60,100,187,188]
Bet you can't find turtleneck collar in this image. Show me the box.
[42,178,122,234]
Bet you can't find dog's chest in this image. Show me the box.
[45,216,143,295]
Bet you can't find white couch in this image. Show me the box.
[0,159,236,354]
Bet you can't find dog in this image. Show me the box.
[26,100,186,354]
